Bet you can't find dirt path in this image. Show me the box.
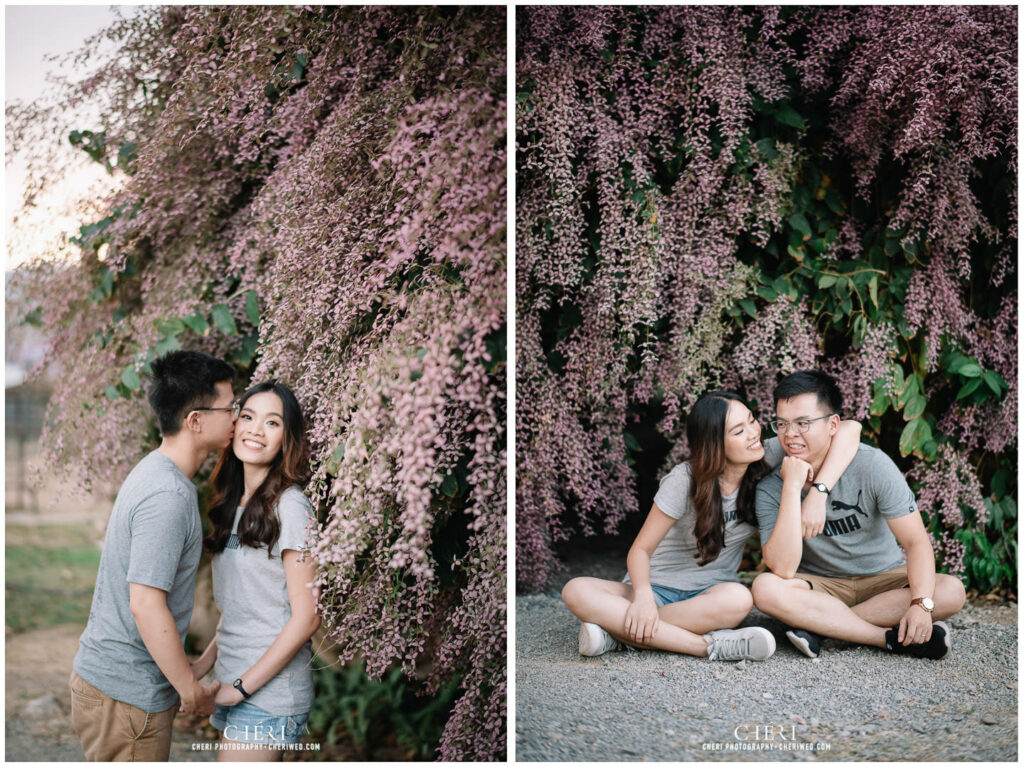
[5,624,217,762]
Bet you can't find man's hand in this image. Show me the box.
[897,604,933,646]
[624,592,660,644]
[214,684,245,707]
[179,679,221,716]
[780,456,814,489]
[800,489,827,539]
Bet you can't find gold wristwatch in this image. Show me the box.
[910,596,934,613]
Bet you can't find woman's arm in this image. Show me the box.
[216,550,321,705]
[190,637,218,681]
[800,419,862,538]
[623,505,677,643]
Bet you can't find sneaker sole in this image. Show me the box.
[785,630,819,658]
[933,621,952,660]
[578,622,615,657]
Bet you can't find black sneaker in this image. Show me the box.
[884,621,951,660]
[785,628,821,658]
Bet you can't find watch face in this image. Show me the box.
[923,598,935,610]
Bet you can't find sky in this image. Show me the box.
[5,5,127,271]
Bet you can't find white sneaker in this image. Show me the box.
[578,621,621,656]
[705,627,776,661]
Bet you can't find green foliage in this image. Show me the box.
[306,661,460,759]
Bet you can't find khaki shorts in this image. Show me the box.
[69,670,177,762]
[797,565,910,607]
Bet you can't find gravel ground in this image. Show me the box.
[516,550,1018,762]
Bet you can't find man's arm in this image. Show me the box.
[129,583,220,714]
[801,420,862,538]
[761,457,814,579]
[886,511,936,645]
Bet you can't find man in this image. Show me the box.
[751,370,966,660]
[70,350,238,760]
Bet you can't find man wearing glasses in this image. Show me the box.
[70,350,237,760]
[750,370,965,661]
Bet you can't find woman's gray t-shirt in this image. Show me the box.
[625,438,785,592]
[212,486,316,716]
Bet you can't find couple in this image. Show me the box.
[69,351,320,761]
[563,369,966,663]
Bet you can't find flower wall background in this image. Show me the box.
[516,6,1015,594]
[8,7,506,760]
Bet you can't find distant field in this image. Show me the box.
[6,523,101,634]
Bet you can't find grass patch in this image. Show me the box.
[6,524,101,634]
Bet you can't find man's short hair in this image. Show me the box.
[147,351,235,436]
[773,369,843,416]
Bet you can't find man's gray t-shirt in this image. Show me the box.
[625,438,785,592]
[755,444,915,578]
[73,451,203,712]
[212,486,316,716]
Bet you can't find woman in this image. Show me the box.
[190,381,321,760]
[561,391,861,662]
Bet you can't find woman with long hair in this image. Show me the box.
[189,381,320,760]
[561,391,861,662]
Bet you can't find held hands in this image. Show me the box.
[624,592,660,644]
[179,679,221,716]
[800,489,827,539]
[898,604,933,646]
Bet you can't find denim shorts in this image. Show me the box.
[650,583,713,607]
[210,701,309,746]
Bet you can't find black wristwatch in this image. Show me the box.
[811,482,830,495]
[233,678,252,699]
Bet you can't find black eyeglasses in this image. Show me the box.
[767,413,837,435]
[192,402,240,421]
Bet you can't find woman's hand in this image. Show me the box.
[624,592,660,644]
[214,684,245,707]
[800,489,827,539]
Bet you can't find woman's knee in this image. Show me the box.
[711,582,754,618]
[560,577,586,609]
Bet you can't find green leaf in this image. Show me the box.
[982,369,1005,395]
[103,385,121,400]
[231,335,259,366]
[958,361,982,378]
[738,298,757,318]
[756,285,778,302]
[245,290,260,326]
[156,317,186,336]
[945,353,971,375]
[899,418,932,457]
[182,313,210,334]
[892,365,905,394]
[155,334,181,356]
[775,104,806,129]
[868,275,879,308]
[788,212,812,238]
[440,473,459,498]
[120,366,141,391]
[212,304,238,336]
[824,188,844,215]
[817,274,837,289]
[903,393,926,420]
[754,137,778,161]
[624,431,641,452]
[869,390,891,417]
[957,378,983,400]
[991,469,1009,501]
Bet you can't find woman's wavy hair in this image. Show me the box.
[687,391,768,567]
[205,381,310,558]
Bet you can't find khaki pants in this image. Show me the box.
[70,670,178,761]
[797,564,910,607]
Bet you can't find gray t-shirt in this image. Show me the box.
[755,444,915,577]
[212,486,316,716]
[625,438,785,592]
[73,451,202,712]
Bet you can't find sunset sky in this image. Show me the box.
[5,6,125,271]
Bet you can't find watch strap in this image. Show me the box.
[233,678,252,699]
